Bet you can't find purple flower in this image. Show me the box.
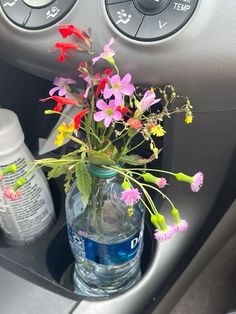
[154,225,176,241]
[120,188,140,206]
[94,99,122,128]
[103,73,135,106]
[92,38,115,65]
[172,219,189,233]
[191,172,204,192]
[138,90,161,113]
[49,77,76,97]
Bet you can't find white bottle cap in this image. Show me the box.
[0,109,24,157]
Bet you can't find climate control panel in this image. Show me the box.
[105,0,198,41]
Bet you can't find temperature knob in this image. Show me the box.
[134,0,171,15]
[23,0,54,7]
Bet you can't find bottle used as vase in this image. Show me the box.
[65,164,144,298]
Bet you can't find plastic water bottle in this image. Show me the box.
[0,109,55,245]
[65,165,144,297]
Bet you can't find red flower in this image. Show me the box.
[58,24,91,48]
[95,69,112,97]
[127,118,142,129]
[95,78,108,97]
[73,109,89,129]
[40,96,78,112]
[117,106,130,117]
[105,68,112,76]
[54,42,80,62]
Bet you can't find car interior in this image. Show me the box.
[0,0,236,313]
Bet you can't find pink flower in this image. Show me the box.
[92,38,115,65]
[120,188,140,206]
[103,73,135,106]
[142,173,167,188]
[3,186,21,200]
[94,99,122,128]
[49,77,76,97]
[175,171,204,192]
[138,90,161,113]
[79,73,93,98]
[191,172,204,192]
[156,177,167,189]
[154,225,176,241]
[173,219,189,233]
[78,71,101,99]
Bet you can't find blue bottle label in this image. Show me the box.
[67,225,142,265]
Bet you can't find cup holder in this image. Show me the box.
[0,176,157,300]
[46,220,156,294]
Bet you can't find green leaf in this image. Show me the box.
[120,154,156,166]
[47,165,65,179]
[75,162,92,207]
[87,151,115,166]
[101,141,118,160]
[64,170,74,193]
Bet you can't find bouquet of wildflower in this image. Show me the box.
[0,24,203,241]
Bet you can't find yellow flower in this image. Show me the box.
[54,122,74,146]
[150,124,166,137]
[54,133,65,146]
[185,115,193,124]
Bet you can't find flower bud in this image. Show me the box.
[44,110,54,115]
[128,207,134,217]
[106,56,116,66]
[153,147,159,158]
[2,164,17,175]
[122,179,131,190]
[143,173,157,184]
[150,213,167,231]
[171,207,182,224]
[15,177,26,188]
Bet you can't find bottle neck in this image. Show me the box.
[88,164,117,179]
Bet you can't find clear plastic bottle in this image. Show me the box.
[0,109,55,245]
[65,165,144,298]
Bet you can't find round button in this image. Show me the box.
[133,0,171,15]
[23,0,54,8]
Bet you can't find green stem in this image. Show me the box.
[107,125,115,140]
[119,136,133,158]
[123,169,176,208]
[66,134,88,148]
[125,139,146,154]
[104,166,158,217]
[111,129,129,144]
[124,168,177,176]
[89,127,102,144]
[142,183,175,209]
[113,64,119,74]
